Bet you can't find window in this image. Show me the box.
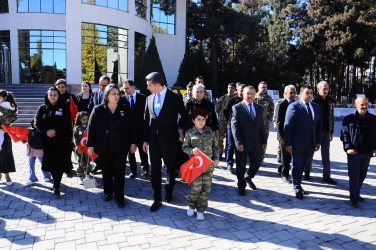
[135,0,147,19]
[82,23,128,84]
[82,0,128,12]
[17,0,66,14]
[134,32,146,78]
[0,0,9,13]
[151,0,175,35]
[0,30,11,83]
[18,30,66,83]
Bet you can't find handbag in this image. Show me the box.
[28,128,43,149]
[83,156,98,189]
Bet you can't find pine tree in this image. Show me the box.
[135,36,166,94]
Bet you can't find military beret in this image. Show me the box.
[192,108,210,119]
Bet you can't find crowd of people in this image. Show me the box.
[0,74,375,220]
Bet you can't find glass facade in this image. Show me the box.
[18,30,66,84]
[82,23,128,84]
[134,32,146,79]
[17,0,66,13]
[0,0,9,13]
[82,0,128,12]
[0,30,11,83]
[135,0,147,19]
[151,0,175,35]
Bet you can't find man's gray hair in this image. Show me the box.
[193,84,205,92]
[243,85,256,92]
[284,85,296,94]
[317,80,329,89]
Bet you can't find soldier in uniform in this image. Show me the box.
[273,97,285,164]
[183,82,194,104]
[215,83,236,159]
[182,108,219,221]
[254,81,274,164]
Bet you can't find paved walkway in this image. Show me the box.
[1,121,376,249]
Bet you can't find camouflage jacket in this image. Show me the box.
[272,98,285,126]
[254,92,274,123]
[182,126,219,164]
[0,106,17,127]
[216,94,232,128]
[182,92,191,105]
[73,124,87,148]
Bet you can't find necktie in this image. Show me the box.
[306,102,313,122]
[130,95,135,111]
[154,93,162,116]
[99,92,103,104]
[249,103,255,122]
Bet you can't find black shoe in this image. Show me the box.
[150,201,162,212]
[143,171,150,179]
[301,188,307,195]
[104,194,112,202]
[323,177,337,185]
[54,188,60,199]
[304,173,310,180]
[238,189,246,196]
[245,177,256,190]
[351,201,360,208]
[66,171,73,178]
[359,196,365,202]
[116,199,125,208]
[128,173,136,179]
[165,194,173,203]
[282,176,291,183]
[295,190,304,200]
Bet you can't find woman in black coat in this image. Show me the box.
[87,84,137,208]
[76,81,94,113]
[36,87,71,198]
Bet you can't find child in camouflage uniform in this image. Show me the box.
[182,108,219,221]
[73,111,91,185]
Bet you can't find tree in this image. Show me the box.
[135,36,166,94]
[175,50,199,87]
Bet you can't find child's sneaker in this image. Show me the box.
[197,212,205,221]
[187,208,194,217]
[78,177,84,185]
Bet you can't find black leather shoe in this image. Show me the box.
[282,176,291,183]
[165,194,173,203]
[238,189,246,196]
[295,190,304,200]
[128,173,136,179]
[245,177,256,190]
[323,177,337,185]
[351,201,360,208]
[359,196,365,202]
[304,173,310,180]
[104,194,112,202]
[150,201,162,212]
[116,199,125,208]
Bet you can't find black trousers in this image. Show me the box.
[127,143,149,174]
[100,150,127,201]
[280,142,292,177]
[51,171,63,191]
[149,136,176,202]
[235,148,262,190]
[174,140,189,172]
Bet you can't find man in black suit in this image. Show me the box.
[143,72,188,212]
[123,79,150,179]
[275,85,296,183]
[92,75,110,106]
[231,86,267,196]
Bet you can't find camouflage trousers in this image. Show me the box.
[218,126,228,157]
[187,165,214,213]
[76,152,91,177]
[261,123,270,161]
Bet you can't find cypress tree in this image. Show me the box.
[135,36,166,94]
[175,50,199,87]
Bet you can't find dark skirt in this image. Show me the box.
[41,136,71,174]
[0,133,16,173]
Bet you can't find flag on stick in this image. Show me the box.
[77,129,98,160]
[180,150,213,185]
